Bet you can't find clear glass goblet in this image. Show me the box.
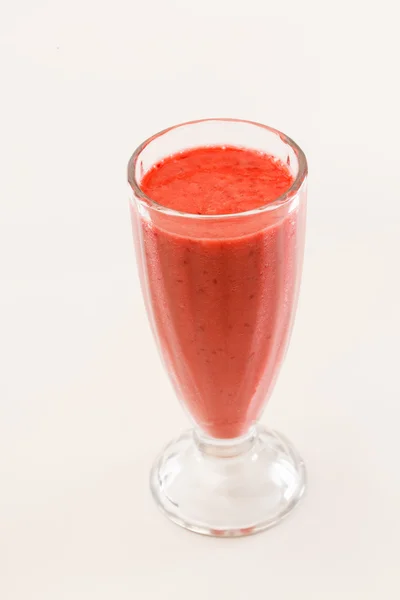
[128,118,307,536]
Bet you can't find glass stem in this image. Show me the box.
[194,426,257,458]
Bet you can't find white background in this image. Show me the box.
[1,1,399,598]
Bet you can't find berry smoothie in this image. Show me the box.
[134,146,299,439]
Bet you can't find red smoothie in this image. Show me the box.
[136,146,298,439]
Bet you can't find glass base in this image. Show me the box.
[150,425,306,537]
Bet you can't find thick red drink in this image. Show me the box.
[136,146,297,439]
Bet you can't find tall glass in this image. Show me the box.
[128,119,307,536]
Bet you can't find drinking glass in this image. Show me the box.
[128,118,307,536]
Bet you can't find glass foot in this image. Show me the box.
[150,425,306,537]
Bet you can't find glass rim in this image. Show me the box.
[128,118,308,220]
